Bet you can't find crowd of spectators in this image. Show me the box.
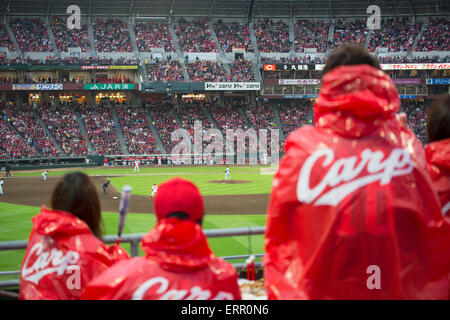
[80,105,122,155]
[51,16,90,52]
[174,17,217,53]
[261,56,326,64]
[93,18,133,52]
[117,106,160,154]
[11,18,53,52]
[186,59,228,82]
[278,103,310,138]
[213,20,253,53]
[149,102,180,152]
[377,55,450,64]
[416,17,449,52]
[400,99,429,144]
[146,61,184,82]
[210,101,248,134]
[0,111,38,159]
[332,19,367,49]
[94,74,133,84]
[135,21,174,52]
[1,103,60,157]
[228,60,255,81]
[37,103,88,156]
[255,19,290,53]
[294,19,329,53]
[0,22,15,51]
[369,18,422,52]
[0,55,138,66]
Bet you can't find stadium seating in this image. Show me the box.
[37,104,88,156]
[51,16,90,52]
[93,18,133,52]
[294,19,329,53]
[79,105,123,155]
[149,103,180,152]
[11,18,52,52]
[228,60,255,81]
[146,61,185,82]
[332,18,367,49]
[416,17,449,52]
[278,103,310,138]
[1,103,60,157]
[186,60,228,82]
[369,18,422,52]
[117,106,160,154]
[255,19,290,53]
[0,114,38,159]
[174,17,218,53]
[213,21,253,53]
[0,22,15,51]
[135,21,174,52]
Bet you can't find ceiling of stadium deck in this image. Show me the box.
[0,0,448,18]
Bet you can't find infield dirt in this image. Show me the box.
[0,176,269,215]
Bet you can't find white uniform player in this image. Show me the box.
[42,171,48,181]
[150,184,158,199]
[134,159,140,173]
[0,178,4,195]
[158,157,162,166]
[225,167,230,180]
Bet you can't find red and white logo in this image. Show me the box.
[263,64,276,71]
[22,243,80,284]
[297,148,414,206]
[132,276,235,300]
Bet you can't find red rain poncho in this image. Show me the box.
[20,206,129,300]
[425,138,450,217]
[264,65,450,300]
[82,218,241,300]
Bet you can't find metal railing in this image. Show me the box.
[0,226,266,292]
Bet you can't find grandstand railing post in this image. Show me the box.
[130,240,139,257]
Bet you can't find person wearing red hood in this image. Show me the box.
[425,95,450,217]
[82,177,241,300]
[264,45,450,300]
[20,172,130,300]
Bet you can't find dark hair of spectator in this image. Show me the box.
[322,44,381,76]
[427,95,450,143]
[166,211,203,226]
[51,172,103,238]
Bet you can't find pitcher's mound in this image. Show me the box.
[208,180,252,184]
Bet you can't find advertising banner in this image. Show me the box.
[12,84,63,90]
[316,63,450,71]
[426,78,450,85]
[80,65,138,70]
[264,64,310,71]
[392,79,422,85]
[279,79,320,85]
[83,83,136,90]
[204,82,260,91]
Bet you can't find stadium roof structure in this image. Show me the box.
[0,0,448,18]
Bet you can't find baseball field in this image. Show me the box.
[0,165,275,275]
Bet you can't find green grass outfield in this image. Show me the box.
[0,165,275,274]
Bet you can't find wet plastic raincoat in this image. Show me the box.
[264,65,450,300]
[82,218,241,300]
[20,206,129,300]
[426,138,450,216]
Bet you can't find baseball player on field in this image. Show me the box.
[150,184,158,199]
[225,166,230,181]
[0,178,4,195]
[42,170,48,181]
[134,159,140,173]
